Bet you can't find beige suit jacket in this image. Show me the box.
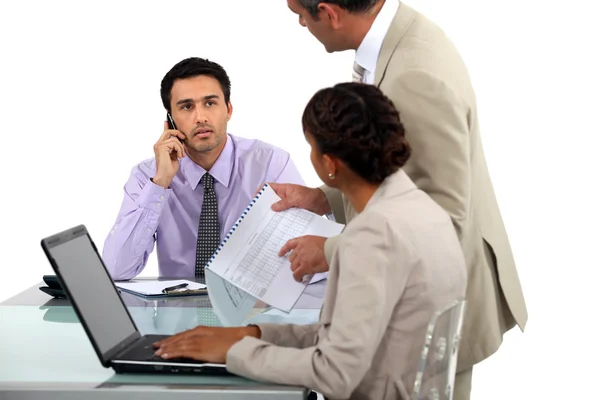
[227,170,467,400]
[321,2,528,370]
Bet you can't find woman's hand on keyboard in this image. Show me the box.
[152,325,261,363]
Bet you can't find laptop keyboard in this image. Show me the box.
[120,335,204,364]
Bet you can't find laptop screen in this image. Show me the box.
[47,233,137,356]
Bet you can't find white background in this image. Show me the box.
[1,0,599,398]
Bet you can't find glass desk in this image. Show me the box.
[0,281,324,399]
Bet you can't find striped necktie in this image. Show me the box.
[352,61,366,83]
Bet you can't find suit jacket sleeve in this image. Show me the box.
[226,215,408,399]
[324,235,340,266]
[252,323,321,349]
[319,185,346,223]
[319,185,347,264]
[389,70,471,238]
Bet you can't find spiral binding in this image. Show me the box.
[205,183,269,269]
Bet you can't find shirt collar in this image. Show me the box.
[355,0,400,74]
[181,134,235,190]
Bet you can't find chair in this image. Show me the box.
[412,299,467,400]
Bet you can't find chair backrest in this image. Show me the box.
[412,299,467,400]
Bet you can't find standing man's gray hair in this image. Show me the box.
[298,0,379,18]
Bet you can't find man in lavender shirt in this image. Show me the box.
[103,57,304,280]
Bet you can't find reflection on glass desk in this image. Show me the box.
[3,277,327,310]
[0,281,324,399]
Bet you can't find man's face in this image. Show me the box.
[287,0,341,53]
[169,75,232,154]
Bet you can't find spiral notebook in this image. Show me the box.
[205,184,344,312]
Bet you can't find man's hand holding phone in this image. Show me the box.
[152,121,186,189]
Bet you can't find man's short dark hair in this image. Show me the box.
[298,0,378,18]
[160,57,231,112]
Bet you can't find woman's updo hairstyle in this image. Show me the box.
[301,82,411,183]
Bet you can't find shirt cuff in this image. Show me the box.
[138,179,171,211]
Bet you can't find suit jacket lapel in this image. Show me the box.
[374,3,417,86]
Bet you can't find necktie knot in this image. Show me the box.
[352,61,365,83]
[201,173,214,190]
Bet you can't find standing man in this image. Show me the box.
[278,1,528,398]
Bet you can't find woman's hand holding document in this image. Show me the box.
[205,184,343,311]
[278,235,328,283]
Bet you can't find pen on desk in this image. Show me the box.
[162,283,188,293]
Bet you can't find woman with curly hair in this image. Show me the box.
[154,83,467,400]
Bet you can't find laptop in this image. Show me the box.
[40,224,229,375]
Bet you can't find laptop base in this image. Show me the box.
[111,362,232,375]
[111,334,230,375]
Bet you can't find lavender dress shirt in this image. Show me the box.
[102,134,305,280]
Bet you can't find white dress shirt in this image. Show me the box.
[354,0,400,84]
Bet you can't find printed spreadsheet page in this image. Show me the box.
[206,185,344,311]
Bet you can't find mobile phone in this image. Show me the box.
[167,112,177,130]
[167,113,184,144]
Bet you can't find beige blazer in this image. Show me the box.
[227,170,466,400]
[321,2,527,370]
